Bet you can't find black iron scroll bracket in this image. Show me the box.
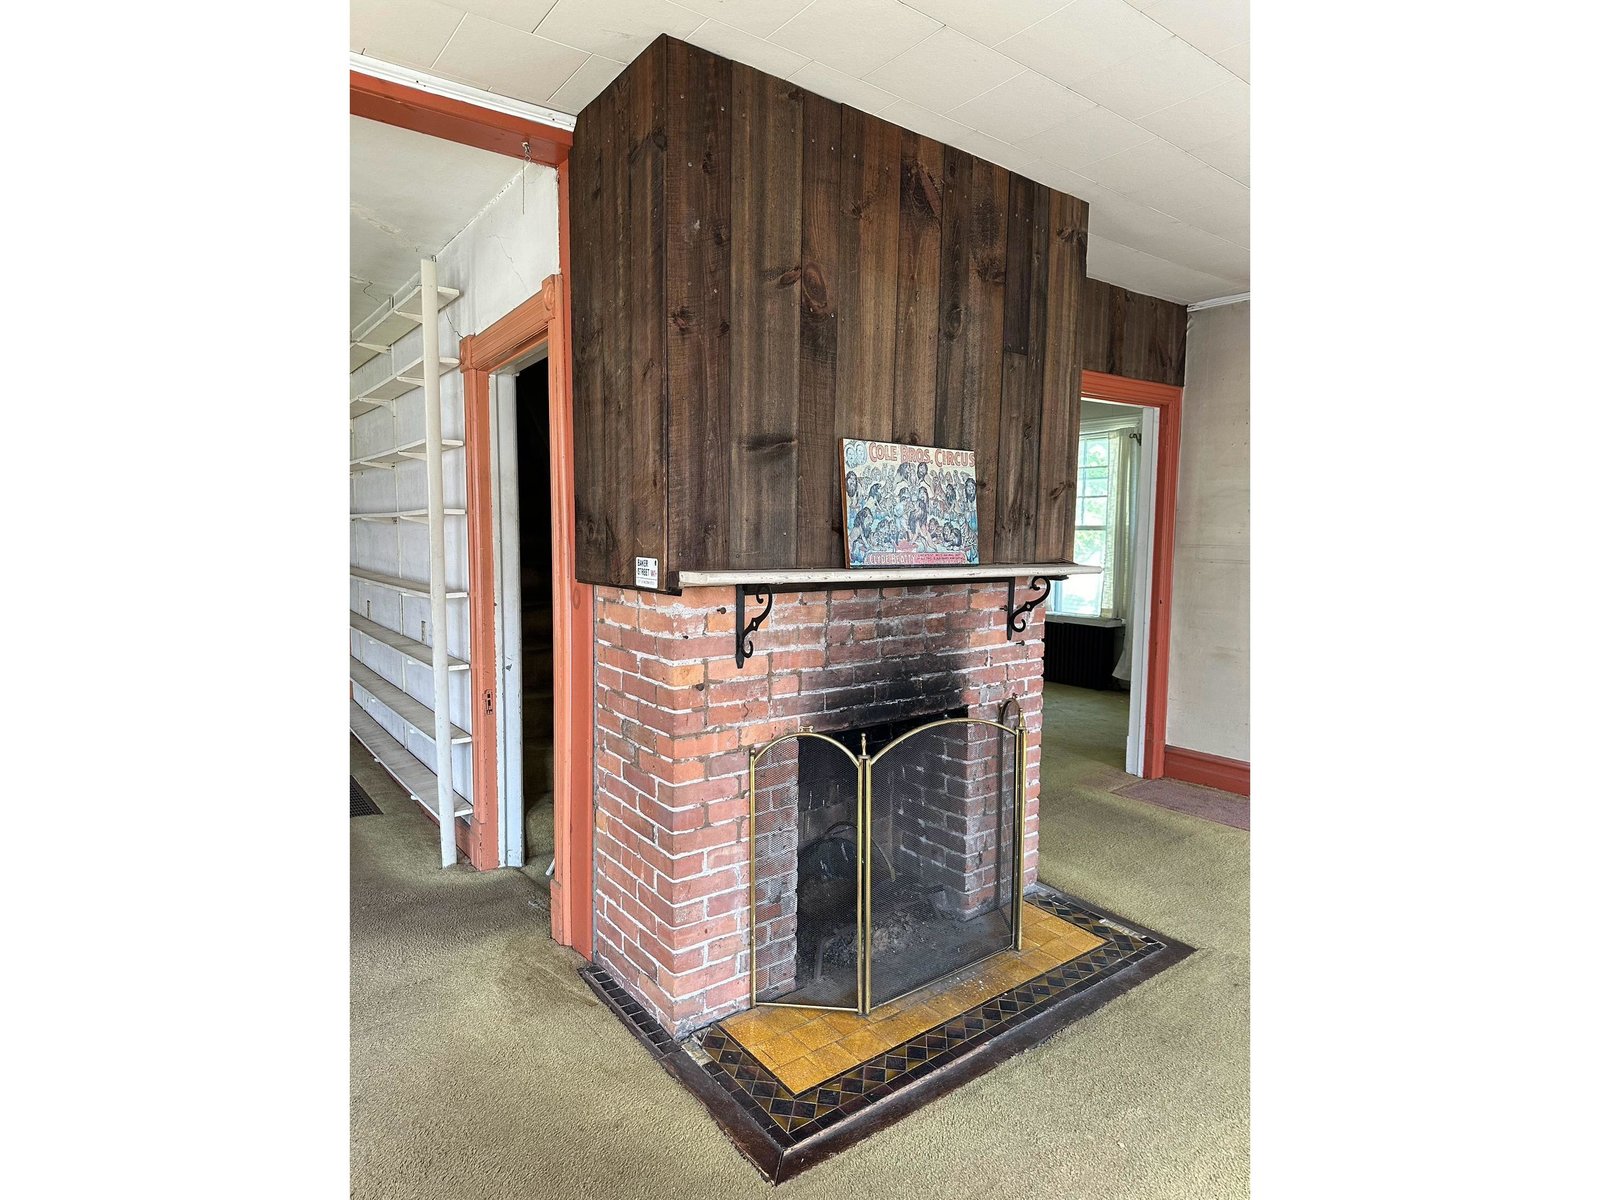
[734,585,775,668]
[1006,576,1052,640]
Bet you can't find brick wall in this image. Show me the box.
[591,582,1045,1037]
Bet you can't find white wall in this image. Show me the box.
[349,163,561,802]
[1166,300,1250,762]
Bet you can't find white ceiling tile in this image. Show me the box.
[432,15,591,103]
[1087,236,1237,304]
[456,0,557,31]
[533,0,705,60]
[1127,161,1245,214]
[1071,35,1235,119]
[1074,136,1204,195]
[673,0,813,39]
[1182,201,1248,245]
[1091,194,1247,281]
[1016,105,1153,171]
[866,26,1023,114]
[686,19,810,78]
[1134,0,1248,58]
[788,60,900,114]
[942,123,1024,168]
[1087,193,1188,250]
[1135,77,1248,151]
[877,100,975,151]
[770,0,942,78]
[1213,40,1248,81]
[901,0,1069,47]
[948,71,1096,145]
[547,54,627,113]
[351,0,466,72]
[1004,156,1104,203]
[1159,227,1248,283]
[1187,128,1248,185]
[996,0,1170,87]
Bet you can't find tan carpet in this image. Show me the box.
[350,701,1248,1198]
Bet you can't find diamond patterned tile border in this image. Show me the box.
[692,889,1167,1145]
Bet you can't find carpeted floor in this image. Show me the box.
[350,699,1248,1198]
[1045,680,1133,770]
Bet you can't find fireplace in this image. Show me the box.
[591,581,1045,1037]
[749,709,1023,1014]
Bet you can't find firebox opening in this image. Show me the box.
[762,706,1019,1012]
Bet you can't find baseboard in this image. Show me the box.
[1162,744,1250,798]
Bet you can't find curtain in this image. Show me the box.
[1111,427,1140,680]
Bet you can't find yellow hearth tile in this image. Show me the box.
[754,1031,810,1066]
[790,1017,841,1051]
[721,901,1105,1094]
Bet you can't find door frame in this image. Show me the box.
[461,273,595,958]
[1080,371,1183,780]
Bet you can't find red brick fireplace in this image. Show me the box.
[591,582,1045,1037]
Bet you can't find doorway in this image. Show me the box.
[486,354,558,886]
[1044,399,1156,777]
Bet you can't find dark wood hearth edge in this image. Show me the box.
[579,892,1195,1185]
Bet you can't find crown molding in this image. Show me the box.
[1187,292,1250,312]
[350,53,577,132]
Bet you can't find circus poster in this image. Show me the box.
[839,439,979,567]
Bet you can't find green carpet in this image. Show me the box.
[350,698,1248,1198]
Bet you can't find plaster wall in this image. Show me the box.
[1166,300,1250,762]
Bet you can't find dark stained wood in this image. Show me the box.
[727,65,803,571]
[935,150,1009,561]
[571,36,1102,588]
[664,38,732,574]
[626,44,668,579]
[1035,192,1089,562]
[797,91,842,567]
[891,129,944,448]
[571,73,609,584]
[834,108,900,447]
[994,176,1049,561]
[1081,278,1187,387]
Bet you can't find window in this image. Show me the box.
[1051,422,1138,619]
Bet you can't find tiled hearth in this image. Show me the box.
[580,885,1192,1183]
[590,582,1045,1036]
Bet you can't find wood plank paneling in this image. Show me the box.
[994,176,1049,561]
[891,130,944,449]
[835,108,900,447]
[727,66,803,570]
[625,45,667,580]
[1081,278,1187,387]
[797,91,842,567]
[571,36,1100,588]
[935,150,1010,561]
[665,39,731,575]
[1035,192,1089,562]
[571,74,609,584]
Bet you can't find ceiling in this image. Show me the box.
[350,114,522,324]
[350,0,1248,305]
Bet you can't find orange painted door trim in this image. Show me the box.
[350,71,572,165]
[1163,745,1250,798]
[1080,370,1183,781]
[460,269,594,958]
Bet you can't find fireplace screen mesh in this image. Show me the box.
[748,715,1024,1015]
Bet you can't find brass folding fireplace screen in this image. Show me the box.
[747,713,1025,1016]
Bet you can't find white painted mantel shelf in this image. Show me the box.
[675,563,1101,588]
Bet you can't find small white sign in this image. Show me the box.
[634,556,660,589]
